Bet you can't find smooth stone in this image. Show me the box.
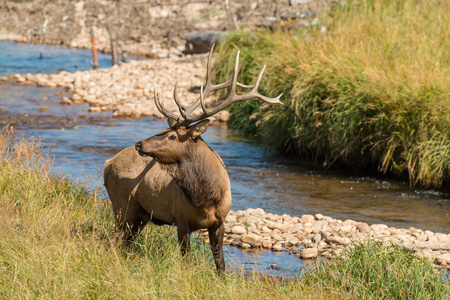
[300,247,318,259]
[241,234,262,247]
[231,226,247,234]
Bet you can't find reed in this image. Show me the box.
[213,0,450,187]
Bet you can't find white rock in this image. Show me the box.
[371,224,388,231]
[434,253,450,266]
[241,234,262,247]
[272,244,283,251]
[239,242,251,249]
[435,233,450,242]
[340,224,353,233]
[231,226,247,235]
[225,214,237,223]
[262,240,273,249]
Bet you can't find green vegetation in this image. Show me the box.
[303,241,449,299]
[1,126,449,298]
[213,0,450,188]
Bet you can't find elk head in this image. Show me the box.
[135,45,283,162]
[135,119,210,164]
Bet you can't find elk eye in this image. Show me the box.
[169,135,177,140]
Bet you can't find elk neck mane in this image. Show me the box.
[161,137,227,207]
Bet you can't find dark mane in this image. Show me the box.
[162,137,227,207]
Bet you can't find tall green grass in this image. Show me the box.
[302,241,450,299]
[0,126,448,298]
[213,0,450,187]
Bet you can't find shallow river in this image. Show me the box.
[1,41,449,276]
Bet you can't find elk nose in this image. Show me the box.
[135,142,142,151]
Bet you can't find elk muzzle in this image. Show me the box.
[135,141,151,157]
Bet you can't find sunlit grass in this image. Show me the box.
[213,0,450,187]
[0,126,322,298]
[1,126,448,298]
[302,241,450,299]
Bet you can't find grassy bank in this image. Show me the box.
[213,0,450,188]
[0,126,448,299]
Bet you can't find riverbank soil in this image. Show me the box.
[0,0,325,57]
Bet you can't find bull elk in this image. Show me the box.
[104,46,282,272]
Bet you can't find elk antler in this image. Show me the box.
[154,44,283,126]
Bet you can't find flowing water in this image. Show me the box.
[1,41,449,276]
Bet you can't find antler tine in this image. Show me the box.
[182,45,253,119]
[199,82,207,116]
[182,45,216,118]
[196,56,283,118]
[181,51,239,125]
[154,83,182,122]
[247,63,283,104]
[173,77,188,119]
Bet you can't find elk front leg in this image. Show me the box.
[208,222,225,273]
[177,225,191,256]
[113,202,146,244]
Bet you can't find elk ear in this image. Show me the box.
[167,118,178,129]
[188,119,210,138]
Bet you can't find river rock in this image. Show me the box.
[218,111,230,122]
[262,240,273,249]
[60,97,72,105]
[356,222,371,233]
[300,247,318,259]
[427,235,439,243]
[272,244,283,251]
[394,234,411,243]
[269,264,282,270]
[300,215,315,223]
[312,234,322,243]
[88,107,101,113]
[266,221,290,232]
[261,226,271,233]
[242,234,262,247]
[225,214,237,223]
[311,220,328,230]
[435,233,450,242]
[290,224,303,233]
[371,224,388,231]
[231,226,247,235]
[434,253,450,266]
[340,224,353,233]
[71,93,83,103]
[289,238,300,245]
[247,208,265,216]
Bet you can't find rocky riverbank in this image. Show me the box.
[2,54,230,121]
[201,208,450,269]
